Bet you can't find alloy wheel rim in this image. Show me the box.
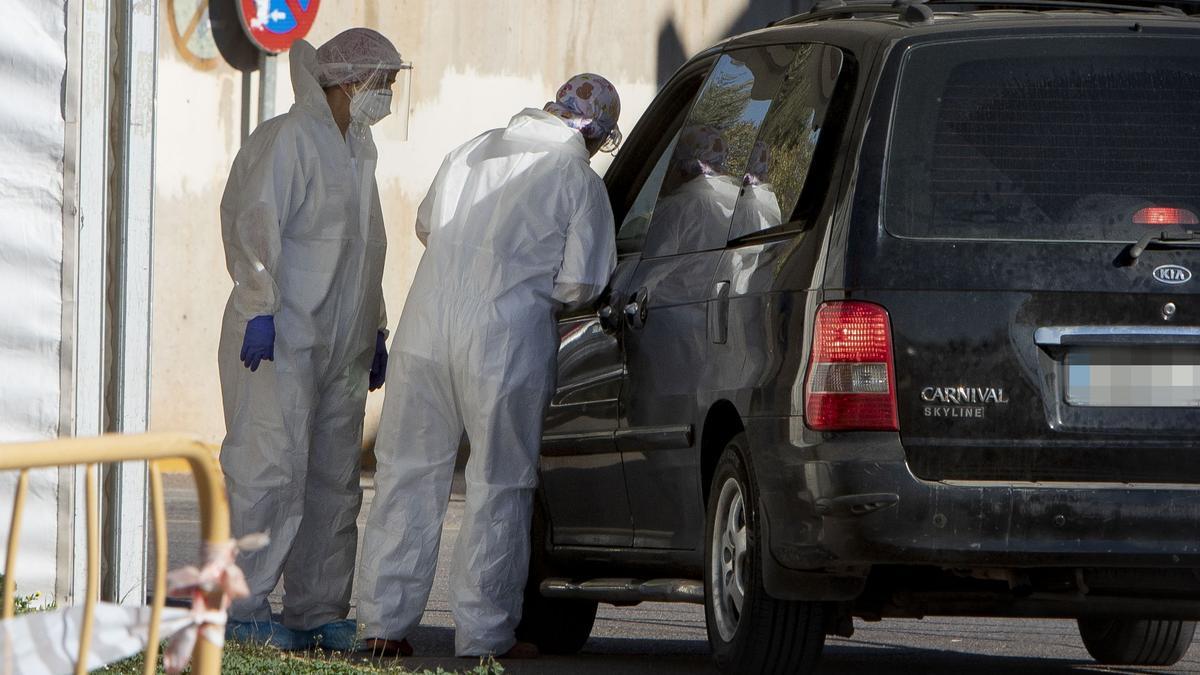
[709,476,748,642]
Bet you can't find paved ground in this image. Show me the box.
[157,473,1200,673]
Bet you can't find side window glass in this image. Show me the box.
[642,46,798,258]
[616,133,680,252]
[611,68,709,256]
[730,44,846,240]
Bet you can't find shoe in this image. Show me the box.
[225,619,313,651]
[500,641,540,659]
[358,637,414,657]
[307,618,359,651]
[460,640,540,660]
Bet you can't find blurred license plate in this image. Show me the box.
[1066,347,1200,407]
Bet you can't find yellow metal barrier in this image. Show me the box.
[0,433,229,675]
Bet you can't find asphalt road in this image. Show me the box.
[158,474,1200,674]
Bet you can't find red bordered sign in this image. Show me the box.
[238,0,321,54]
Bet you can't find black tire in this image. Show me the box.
[1077,617,1196,666]
[515,496,598,655]
[705,433,826,674]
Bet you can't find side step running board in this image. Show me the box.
[540,577,704,604]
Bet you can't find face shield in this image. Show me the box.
[316,38,413,141]
[338,62,413,141]
[599,126,622,154]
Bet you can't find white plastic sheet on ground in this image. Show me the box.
[0,603,195,674]
[0,0,69,601]
[0,538,260,674]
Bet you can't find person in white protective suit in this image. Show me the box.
[217,28,405,651]
[731,140,783,236]
[355,74,621,659]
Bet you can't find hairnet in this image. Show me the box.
[315,28,404,88]
[543,73,622,147]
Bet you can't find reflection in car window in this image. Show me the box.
[617,133,680,250]
[642,47,799,258]
[730,44,845,240]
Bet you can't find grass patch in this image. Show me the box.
[95,641,505,675]
[1,579,502,675]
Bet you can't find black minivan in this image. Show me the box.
[517,1,1200,672]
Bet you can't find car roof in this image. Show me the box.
[715,0,1200,53]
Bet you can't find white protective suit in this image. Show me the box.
[356,108,617,655]
[731,182,783,237]
[218,40,388,630]
[644,173,742,256]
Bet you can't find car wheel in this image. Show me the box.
[515,496,598,655]
[1077,617,1195,666]
[705,433,826,674]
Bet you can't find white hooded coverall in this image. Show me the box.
[356,108,617,655]
[218,41,387,630]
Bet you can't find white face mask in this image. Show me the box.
[350,88,392,126]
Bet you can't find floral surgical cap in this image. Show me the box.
[543,73,622,146]
[315,28,404,88]
[674,125,729,180]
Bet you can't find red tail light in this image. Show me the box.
[805,301,899,431]
[1133,207,1199,226]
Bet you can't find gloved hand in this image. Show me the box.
[240,315,275,372]
[369,330,388,391]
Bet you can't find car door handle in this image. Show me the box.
[624,288,649,329]
[709,280,730,344]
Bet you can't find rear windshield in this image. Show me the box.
[884,36,1200,242]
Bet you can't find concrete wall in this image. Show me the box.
[150,0,804,445]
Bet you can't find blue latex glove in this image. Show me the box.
[369,330,388,391]
[240,315,275,372]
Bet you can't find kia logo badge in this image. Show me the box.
[1153,264,1193,285]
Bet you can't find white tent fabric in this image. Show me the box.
[0,0,69,604]
[0,0,66,439]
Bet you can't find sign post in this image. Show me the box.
[259,52,276,124]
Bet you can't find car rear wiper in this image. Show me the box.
[1118,230,1200,267]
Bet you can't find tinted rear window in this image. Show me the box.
[885,36,1200,242]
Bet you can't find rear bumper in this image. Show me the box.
[746,418,1200,599]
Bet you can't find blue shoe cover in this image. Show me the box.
[225,619,313,651]
[307,618,360,651]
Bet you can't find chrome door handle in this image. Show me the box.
[623,300,642,325]
[624,288,649,329]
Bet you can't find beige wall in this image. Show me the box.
[150,0,800,444]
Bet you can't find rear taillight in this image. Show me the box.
[804,301,899,431]
[1133,207,1199,226]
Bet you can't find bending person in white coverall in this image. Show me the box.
[356,74,621,658]
[218,28,405,651]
